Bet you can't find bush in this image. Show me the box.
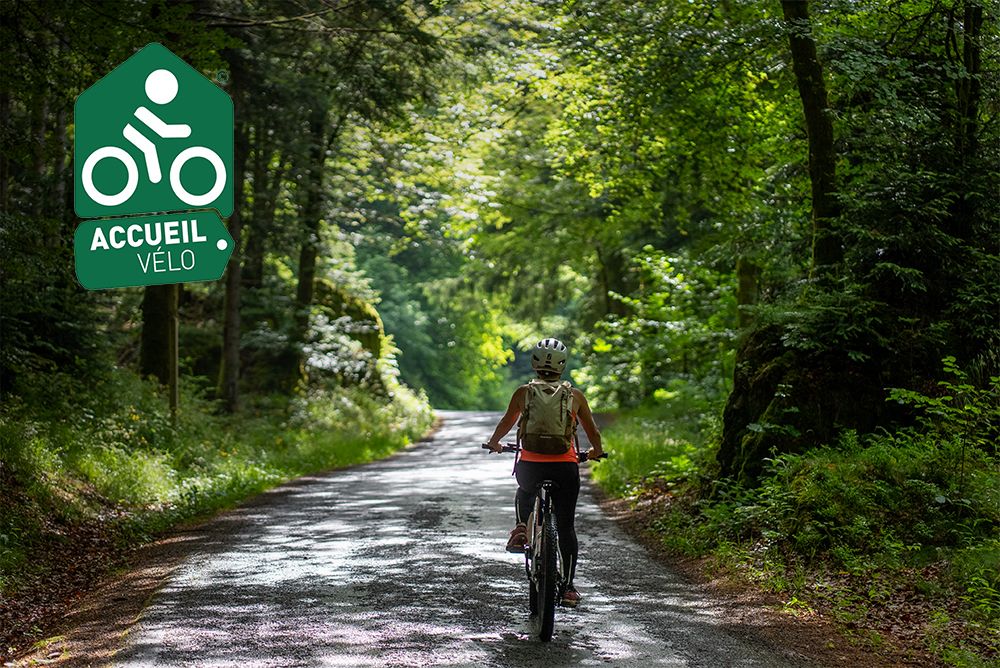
[719,430,999,569]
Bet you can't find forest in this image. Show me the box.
[1,0,998,664]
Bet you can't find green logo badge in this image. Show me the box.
[74,43,234,289]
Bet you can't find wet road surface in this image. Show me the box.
[114,411,803,667]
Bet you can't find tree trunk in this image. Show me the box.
[218,58,250,413]
[242,137,285,291]
[52,106,70,223]
[1,90,10,214]
[168,285,179,424]
[736,256,761,328]
[956,2,982,160]
[594,245,629,318]
[242,123,267,291]
[30,92,48,219]
[140,285,173,384]
[715,2,850,482]
[781,0,841,276]
[293,109,328,340]
[241,225,265,291]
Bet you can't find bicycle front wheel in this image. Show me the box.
[536,511,558,641]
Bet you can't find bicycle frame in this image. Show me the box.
[525,481,555,580]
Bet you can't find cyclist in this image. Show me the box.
[485,338,603,608]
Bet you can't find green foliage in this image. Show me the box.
[594,357,1000,662]
[590,380,724,496]
[590,418,699,499]
[952,540,1000,621]
[888,357,1000,457]
[726,431,998,569]
[359,252,514,409]
[577,248,737,408]
[0,0,237,393]
[2,1,998,660]
[0,211,107,394]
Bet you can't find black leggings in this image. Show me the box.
[514,460,580,584]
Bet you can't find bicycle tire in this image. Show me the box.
[537,510,558,641]
[528,549,538,614]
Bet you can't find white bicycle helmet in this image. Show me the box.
[531,338,568,376]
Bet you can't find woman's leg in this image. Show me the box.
[514,461,542,523]
[514,461,581,583]
[551,463,581,583]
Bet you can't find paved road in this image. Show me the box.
[114,411,802,667]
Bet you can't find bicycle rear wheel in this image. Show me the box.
[528,555,538,614]
[536,511,558,641]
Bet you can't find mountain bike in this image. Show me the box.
[482,442,607,641]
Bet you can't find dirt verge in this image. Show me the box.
[6,524,205,668]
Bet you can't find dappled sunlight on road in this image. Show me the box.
[114,411,799,667]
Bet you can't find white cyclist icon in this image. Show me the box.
[81,68,227,207]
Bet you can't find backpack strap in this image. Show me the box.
[560,381,577,444]
[516,383,531,445]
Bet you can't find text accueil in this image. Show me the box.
[90,218,208,274]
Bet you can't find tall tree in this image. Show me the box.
[140,286,173,384]
[218,50,250,411]
[781,0,841,276]
[716,1,999,480]
[293,108,333,341]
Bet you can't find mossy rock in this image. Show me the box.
[312,278,385,358]
[239,281,387,395]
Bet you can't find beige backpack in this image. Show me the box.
[518,379,576,454]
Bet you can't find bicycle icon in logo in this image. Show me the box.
[81,68,227,208]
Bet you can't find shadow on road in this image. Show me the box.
[112,411,801,667]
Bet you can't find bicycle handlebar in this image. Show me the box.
[480,443,609,462]
[481,442,518,453]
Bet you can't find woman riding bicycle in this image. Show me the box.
[485,338,604,608]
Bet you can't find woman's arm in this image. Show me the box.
[486,386,526,452]
[573,389,603,457]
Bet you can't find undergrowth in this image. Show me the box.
[595,362,999,666]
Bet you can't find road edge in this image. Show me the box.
[8,420,443,668]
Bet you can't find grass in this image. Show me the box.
[593,377,1000,666]
[589,416,700,496]
[590,377,720,497]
